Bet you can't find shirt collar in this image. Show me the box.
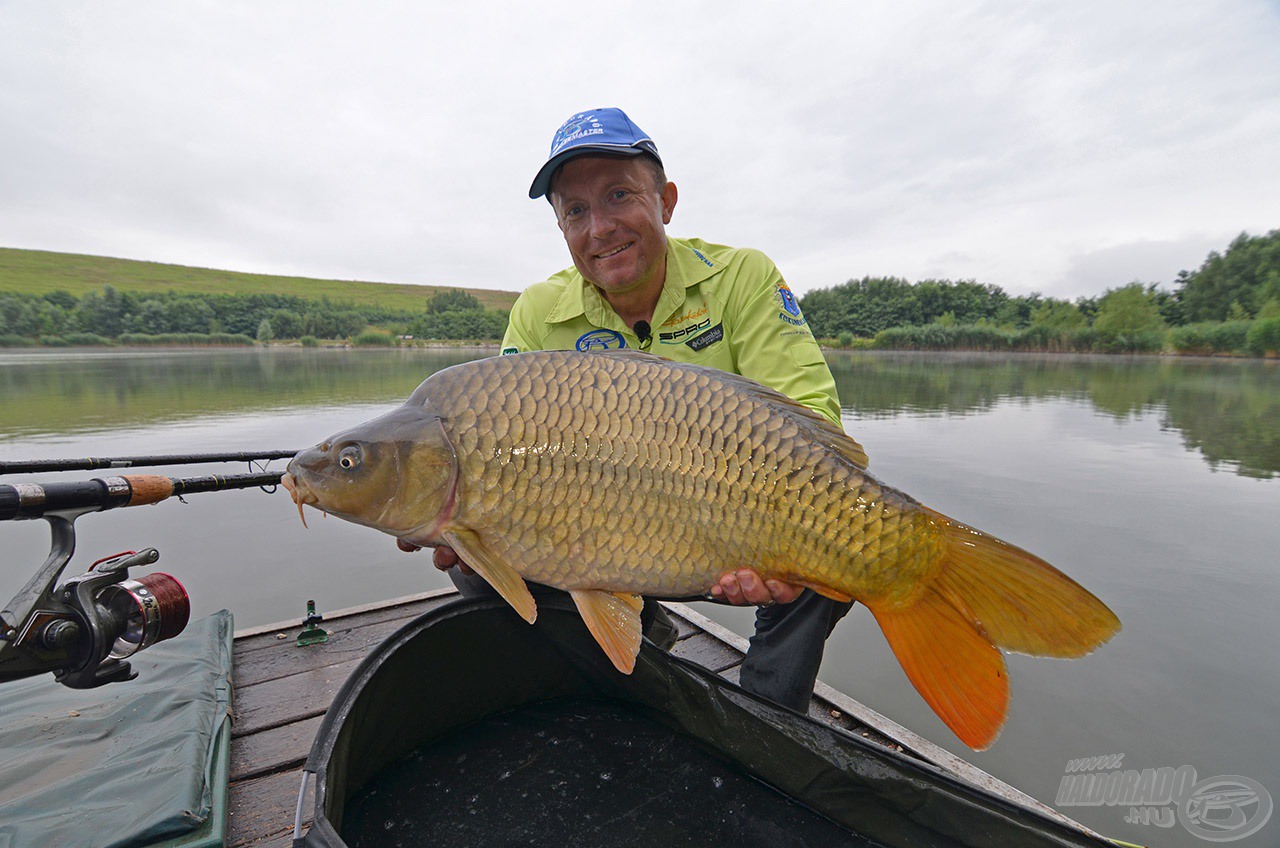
[543,237,723,328]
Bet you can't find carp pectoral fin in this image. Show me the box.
[442,529,537,624]
[569,590,643,675]
[867,590,1010,751]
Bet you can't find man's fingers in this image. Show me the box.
[765,579,805,605]
[735,569,774,605]
[432,546,458,571]
[711,569,804,607]
[431,545,475,576]
[717,572,747,605]
[397,538,421,553]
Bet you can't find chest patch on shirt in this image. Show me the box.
[685,322,724,352]
[659,317,712,344]
[659,304,713,345]
[575,329,626,351]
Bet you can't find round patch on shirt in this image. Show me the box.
[575,329,627,351]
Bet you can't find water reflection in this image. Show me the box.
[827,352,1280,478]
[1,349,1277,480]
[0,349,488,438]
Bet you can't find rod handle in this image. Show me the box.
[124,475,176,506]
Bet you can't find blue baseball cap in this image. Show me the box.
[529,107,662,199]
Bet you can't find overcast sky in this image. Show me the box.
[3,1,1278,301]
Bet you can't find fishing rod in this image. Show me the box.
[0,471,284,521]
[0,449,299,476]
[0,470,283,688]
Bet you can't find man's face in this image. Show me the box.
[549,155,678,300]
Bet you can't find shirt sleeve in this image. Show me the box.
[500,290,542,353]
[722,252,842,426]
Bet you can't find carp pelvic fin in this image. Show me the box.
[569,589,643,675]
[442,529,537,624]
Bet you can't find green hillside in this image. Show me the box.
[0,247,519,312]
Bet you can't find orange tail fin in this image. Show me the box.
[870,588,1010,750]
[864,509,1121,750]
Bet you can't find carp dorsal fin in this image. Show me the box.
[751,387,869,470]
[683,364,869,471]
[442,528,536,624]
[569,589,643,674]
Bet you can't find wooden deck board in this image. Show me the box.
[227,768,308,848]
[228,593,454,846]
[230,715,323,782]
[668,630,745,673]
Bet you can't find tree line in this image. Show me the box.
[3,229,1277,353]
[799,229,1280,356]
[0,286,509,346]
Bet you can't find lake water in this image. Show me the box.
[2,348,1277,847]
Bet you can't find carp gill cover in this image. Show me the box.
[282,350,1120,750]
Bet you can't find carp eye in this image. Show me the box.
[338,445,362,470]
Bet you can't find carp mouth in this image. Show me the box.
[281,471,319,528]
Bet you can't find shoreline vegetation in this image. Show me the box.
[1,330,1276,358]
[802,229,1280,358]
[2,229,1278,357]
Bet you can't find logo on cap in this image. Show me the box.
[551,113,606,157]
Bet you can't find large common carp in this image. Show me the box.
[283,350,1119,749]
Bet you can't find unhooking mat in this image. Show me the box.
[0,610,233,848]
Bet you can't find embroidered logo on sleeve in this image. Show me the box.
[775,281,806,326]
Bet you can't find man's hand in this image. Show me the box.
[400,540,792,604]
[709,569,804,606]
[396,540,475,577]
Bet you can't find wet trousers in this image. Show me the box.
[739,592,854,712]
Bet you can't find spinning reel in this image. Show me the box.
[0,480,191,688]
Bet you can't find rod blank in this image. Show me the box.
[0,451,299,476]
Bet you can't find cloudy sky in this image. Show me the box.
[3,1,1278,300]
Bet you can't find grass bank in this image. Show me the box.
[0,247,518,313]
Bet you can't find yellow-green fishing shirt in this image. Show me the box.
[501,236,841,425]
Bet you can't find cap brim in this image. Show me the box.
[528,144,658,199]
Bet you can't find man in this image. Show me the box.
[427,107,852,711]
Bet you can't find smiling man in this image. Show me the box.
[438,107,851,711]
